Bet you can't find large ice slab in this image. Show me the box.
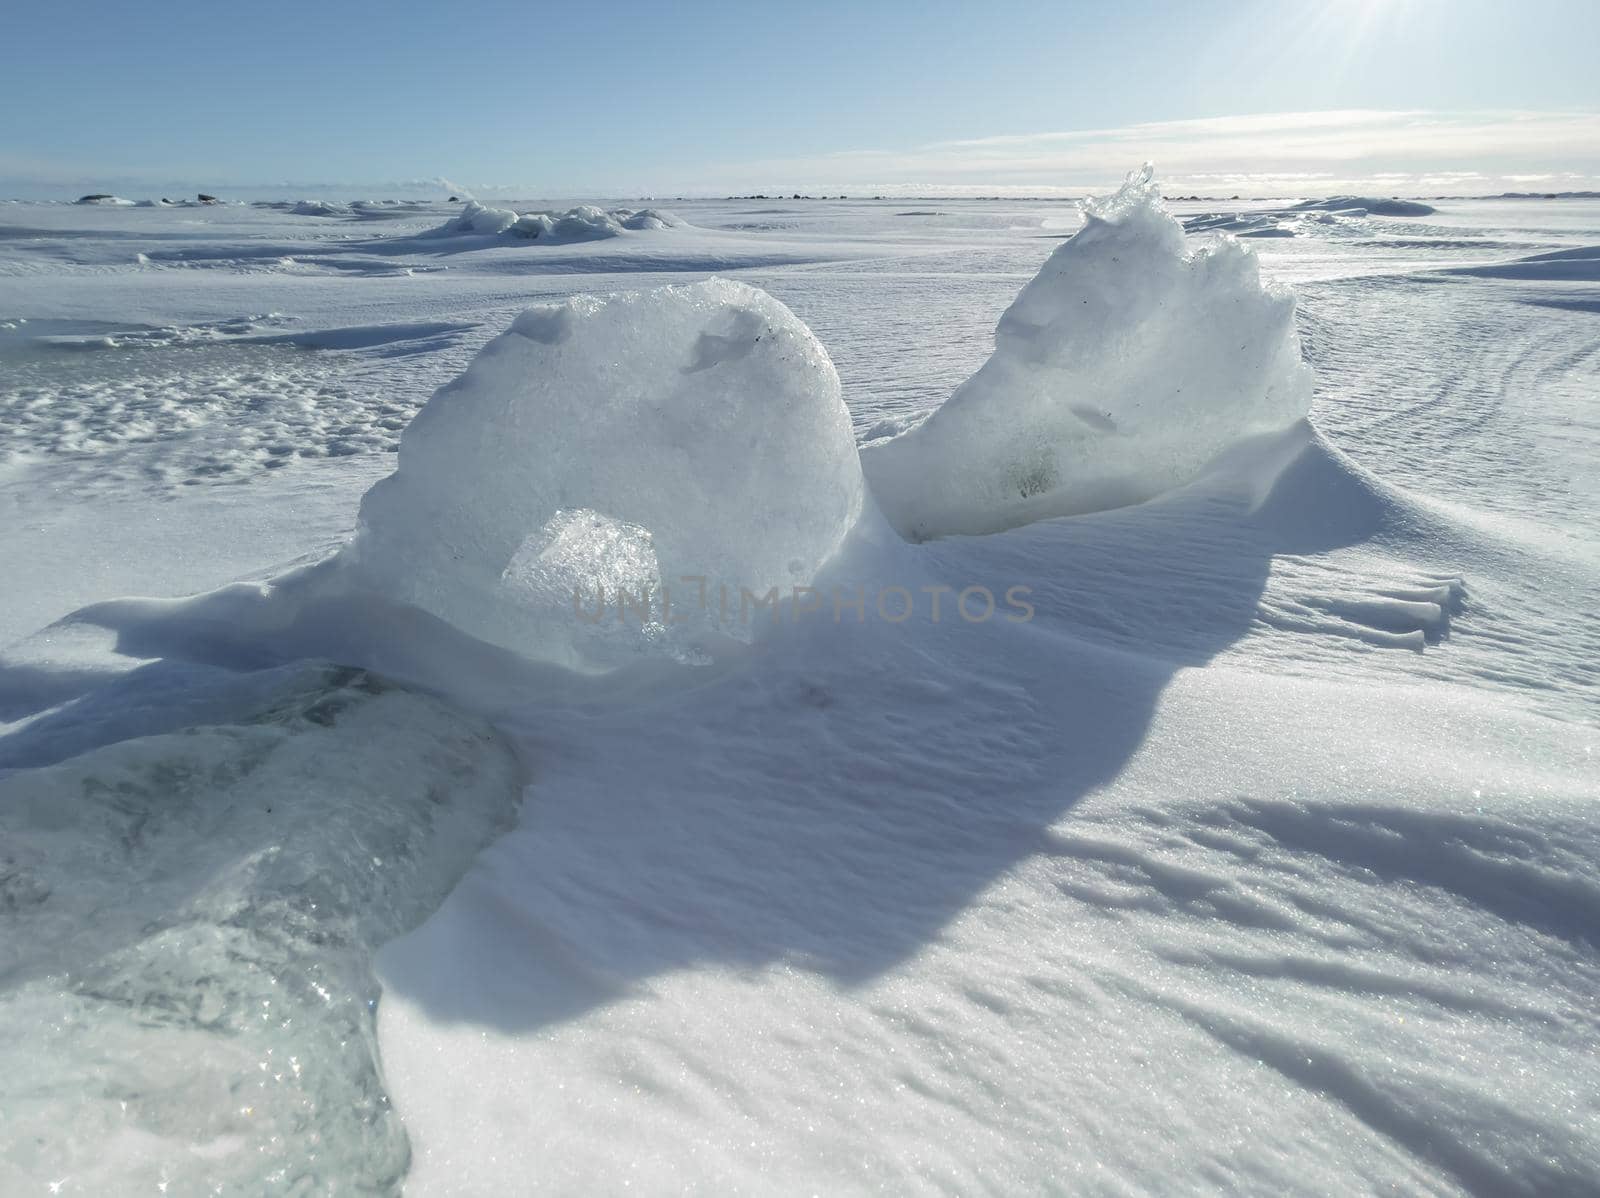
[344,279,863,668]
[0,663,521,1195]
[863,166,1314,538]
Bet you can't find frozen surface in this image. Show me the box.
[3,181,1600,1195]
[344,279,862,668]
[864,167,1313,537]
[0,662,521,1195]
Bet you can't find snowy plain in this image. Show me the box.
[1,180,1598,1194]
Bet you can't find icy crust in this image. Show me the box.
[343,279,863,668]
[426,200,683,242]
[862,166,1314,538]
[0,663,521,1196]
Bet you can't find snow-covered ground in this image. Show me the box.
[2,180,1597,1194]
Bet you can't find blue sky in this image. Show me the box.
[3,0,1597,197]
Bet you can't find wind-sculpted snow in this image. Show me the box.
[1292,195,1436,217]
[426,199,683,243]
[1443,244,1600,281]
[343,279,863,668]
[0,314,479,493]
[863,166,1314,538]
[1182,195,1440,240]
[249,199,430,220]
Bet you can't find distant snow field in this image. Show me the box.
[2,177,1598,1194]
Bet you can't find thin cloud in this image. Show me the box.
[8,110,1598,200]
[697,110,1600,196]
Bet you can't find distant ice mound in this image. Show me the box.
[1291,196,1436,217]
[342,279,862,668]
[617,206,684,230]
[427,201,683,243]
[862,165,1313,539]
[433,199,521,235]
[512,205,624,241]
[74,194,134,206]
[289,198,350,216]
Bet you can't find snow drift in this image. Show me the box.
[341,279,862,669]
[1292,196,1436,217]
[862,166,1314,539]
[1444,244,1600,281]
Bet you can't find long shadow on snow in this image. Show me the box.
[0,425,1387,1031]
[367,424,1394,1031]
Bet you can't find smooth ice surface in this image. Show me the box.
[343,279,863,668]
[863,167,1314,538]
